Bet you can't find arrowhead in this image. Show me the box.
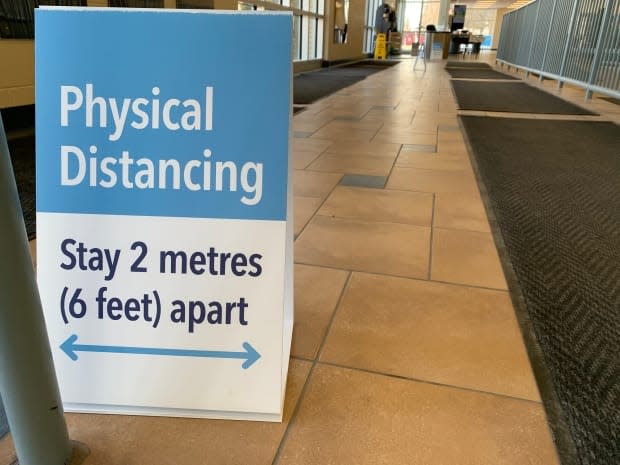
[60,334,79,361]
[241,342,261,369]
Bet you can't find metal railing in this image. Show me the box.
[497,0,620,99]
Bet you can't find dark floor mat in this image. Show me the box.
[1,105,34,132]
[452,81,596,115]
[461,115,620,465]
[6,136,36,240]
[445,61,491,68]
[294,62,396,105]
[446,68,517,80]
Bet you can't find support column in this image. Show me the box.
[0,116,72,465]
[438,0,450,30]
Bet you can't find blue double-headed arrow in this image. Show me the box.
[60,334,261,369]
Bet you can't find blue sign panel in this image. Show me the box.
[36,8,291,221]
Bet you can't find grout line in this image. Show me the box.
[293,358,543,406]
[368,118,384,143]
[292,261,510,293]
[271,272,353,465]
[315,271,353,360]
[428,193,436,280]
[293,175,344,241]
[385,143,404,183]
[309,213,431,229]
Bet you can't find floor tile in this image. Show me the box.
[395,152,472,172]
[311,127,378,142]
[432,228,507,289]
[29,239,37,268]
[436,145,469,159]
[339,174,387,189]
[294,196,323,236]
[373,131,437,146]
[363,110,415,124]
[292,138,332,153]
[321,272,539,400]
[277,365,559,465]
[292,264,349,359]
[401,143,437,152]
[293,170,342,199]
[387,167,479,194]
[307,153,394,176]
[295,215,430,279]
[65,359,311,465]
[293,150,322,170]
[434,192,491,232]
[0,436,15,465]
[319,186,433,227]
[318,120,384,132]
[322,141,401,158]
[292,120,328,133]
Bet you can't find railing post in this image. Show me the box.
[585,0,613,99]
[539,0,558,82]
[526,0,542,78]
[557,0,580,90]
[0,116,73,465]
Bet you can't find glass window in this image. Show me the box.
[363,0,383,53]
[315,17,323,58]
[233,0,324,61]
[0,0,87,39]
[463,7,495,47]
[109,0,164,6]
[292,14,301,60]
[178,0,214,8]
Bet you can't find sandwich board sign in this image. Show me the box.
[35,7,293,421]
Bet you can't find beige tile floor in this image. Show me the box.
[4,52,620,465]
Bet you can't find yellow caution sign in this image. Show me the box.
[374,33,387,60]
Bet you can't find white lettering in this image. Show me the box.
[60,146,85,186]
[60,86,83,127]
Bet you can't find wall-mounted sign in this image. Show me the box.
[36,7,293,421]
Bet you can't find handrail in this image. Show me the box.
[497,0,620,100]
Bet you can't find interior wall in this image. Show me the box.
[0,41,35,109]
[324,0,366,62]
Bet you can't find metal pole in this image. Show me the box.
[526,0,542,76]
[584,0,613,99]
[0,115,72,465]
[539,0,558,82]
[557,0,580,89]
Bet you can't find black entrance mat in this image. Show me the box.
[446,68,517,80]
[461,115,620,465]
[294,61,398,105]
[445,61,491,68]
[452,81,597,115]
